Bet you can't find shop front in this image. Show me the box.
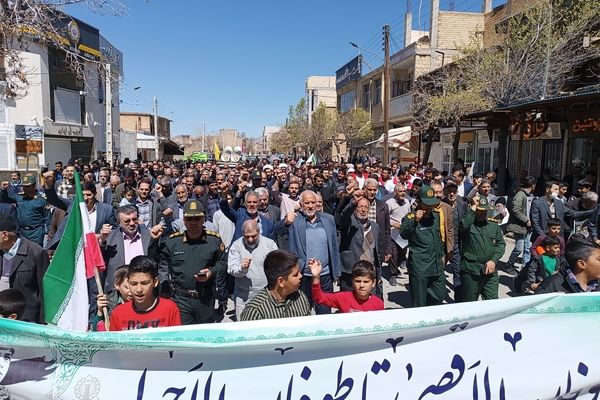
[500,88,600,192]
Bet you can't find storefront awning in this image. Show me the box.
[163,140,184,155]
[365,126,412,147]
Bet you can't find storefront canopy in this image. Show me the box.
[365,126,412,149]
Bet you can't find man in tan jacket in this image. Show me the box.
[431,182,455,263]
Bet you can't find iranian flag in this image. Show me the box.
[43,173,105,331]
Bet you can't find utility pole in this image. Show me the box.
[383,24,391,165]
[201,123,206,153]
[105,63,113,168]
[153,96,159,161]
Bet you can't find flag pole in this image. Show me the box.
[94,267,110,331]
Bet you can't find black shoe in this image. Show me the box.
[504,266,519,275]
[389,277,398,286]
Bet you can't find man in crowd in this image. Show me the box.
[505,176,536,275]
[530,181,593,243]
[386,183,413,286]
[457,196,506,302]
[152,200,227,324]
[0,214,49,323]
[1,175,47,247]
[227,220,278,321]
[400,186,446,307]
[339,196,382,297]
[288,190,340,314]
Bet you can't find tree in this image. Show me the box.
[268,127,294,156]
[414,0,600,193]
[0,0,126,98]
[413,65,491,165]
[336,108,373,161]
[307,102,336,158]
[283,98,336,159]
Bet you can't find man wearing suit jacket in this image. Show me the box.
[287,190,340,314]
[134,178,162,229]
[0,214,49,323]
[452,167,474,199]
[95,168,111,204]
[255,187,280,222]
[220,183,284,242]
[361,178,393,265]
[530,181,594,242]
[42,177,117,250]
[339,195,382,297]
[99,204,153,291]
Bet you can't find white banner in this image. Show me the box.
[1,293,600,399]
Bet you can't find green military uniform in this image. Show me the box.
[457,198,506,302]
[400,186,446,307]
[0,176,46,246]
[152,200,227,324]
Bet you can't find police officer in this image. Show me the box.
[1,175,46,246]
[151,199,227,324]
[400,185,446,307]
[457,196,506,302]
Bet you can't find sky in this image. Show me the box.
[68,0,505,138]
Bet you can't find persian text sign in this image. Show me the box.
[1,294,600,399]
[336,55,362,89]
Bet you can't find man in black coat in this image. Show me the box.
[530,181,593,242]
[0,214,49,323]
[42,175,117,250]
[361,178,392,265]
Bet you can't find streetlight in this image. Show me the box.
[349,28,391,165]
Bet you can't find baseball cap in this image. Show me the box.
[183,200,205,217]
[476,197,493,211]
[250,170,262,180]
[22,175,36,186]
[418,185,440,206]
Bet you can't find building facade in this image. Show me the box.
[120,112,182,161]
[335,0,492,167]
[0,16,122,172]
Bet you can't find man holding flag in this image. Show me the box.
[43,172,106,331]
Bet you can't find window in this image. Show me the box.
[54,87,82,124]
[362,83,370,109]
[392,80,411,97]
[373,79,381,105]
[340,89,355,113]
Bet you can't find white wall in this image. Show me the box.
[5,43,49,167]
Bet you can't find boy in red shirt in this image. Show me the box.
[109,256,181,331]
[310,259,384,312]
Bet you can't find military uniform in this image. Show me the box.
[457,198,506,302]
[0,176,46,246]
[400,186,446,307]
[152,200,228,324]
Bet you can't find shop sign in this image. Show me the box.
[15,124,43,140]
[511,121,561,140]
[45,123,93,138]
[570,115,600,134]
[336,55,362,89]
[15,140,43,154]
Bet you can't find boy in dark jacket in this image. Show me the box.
[515,236,563,294]
[535,236,600,294]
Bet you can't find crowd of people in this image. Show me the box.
[0,156,599,331]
